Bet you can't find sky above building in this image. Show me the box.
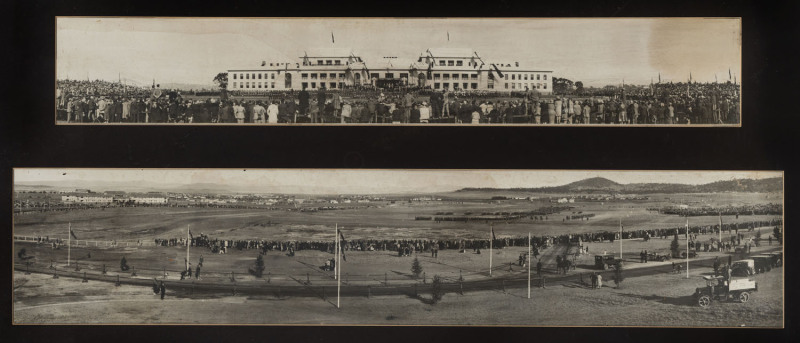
[15,169,779,195]
[57,17,741,88]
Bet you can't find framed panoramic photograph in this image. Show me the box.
[55,17,741,126]
[13,169,783,326]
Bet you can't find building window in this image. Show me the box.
[271,82,275,89]
[239,73,243,80]
[505,83,508,89]
[434,73,440,81]
[311,73,318,79]
[370,73,379,80]
[232,82,237,88]
[511,74,515,80]
[543,75,547,80]
[329,73,335,78]
[505,75,508,80]
[330,82,336,89]
[258,74,262,79]
[326,60,332,65]
[335,60,341,65]
[302,82,308,89]
[443,74,450,81]
[537,74,540,80]
[317,60,323,65]
[456,60,463,66]
[524,74,528,80]
[320,74,327,79]
[448,60,454,66]
[544,84,547,89]
[258,82,262,88]
[443,83,449,90]
[233,74,237,80]
[452,74,459,80]
[453,83,459,90]
[439,60,446,66]
[385,73,394,78]
[302,73,308,80]
[471,83,477,89]
[271,73,275,79]
[471,74,478,80]
[487,79,493,89]
[311,82,316,89]
[252,73,255,79]
[434,83,440,89]
[511,83,515,89]
[400,73,408,80]
[246,74,250,79]
[338,73,346,79]
[240,83,243,89]
[246,82,249,89]
[463,82,468,89]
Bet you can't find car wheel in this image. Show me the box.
[738,292,749,303]
[698,295,712,308]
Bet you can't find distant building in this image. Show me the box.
[62,195,113,204]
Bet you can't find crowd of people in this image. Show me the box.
[655,203,783,216]
[56,79,740,125]
[146,218,781,259]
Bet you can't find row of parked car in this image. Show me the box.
[694,250,782,308]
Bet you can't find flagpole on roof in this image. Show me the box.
[619,218,623,259]
[686,216,690,279]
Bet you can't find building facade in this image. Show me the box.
[227,48,553,93]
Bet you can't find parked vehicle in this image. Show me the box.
[594,254,622,270]
[647,251,671,262]
[751,255,773,273]
[694,275,758,308]
[731,259,755,277]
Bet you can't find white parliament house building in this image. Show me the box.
[227,48,553,93]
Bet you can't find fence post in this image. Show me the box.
[102,264,107,275]
[82,271,88,283]
[307,273,311,285]
[53,268,59,279]
[502,280,506,293]
[131,266,137,277]
[267,272,271,284]
[116,274,121,287]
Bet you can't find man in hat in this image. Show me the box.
[298,85,310,116]
[233,101,245,123]
[409,102,421,123]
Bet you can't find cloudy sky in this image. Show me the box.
[57,17,741,87]
[14,169,779,194]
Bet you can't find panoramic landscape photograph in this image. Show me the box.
[12,169,783,326]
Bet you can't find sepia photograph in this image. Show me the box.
[12,169,782,326]
[55,17,741,126]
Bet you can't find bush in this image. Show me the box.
[773,226,783,245]
[431,275,444,304]
[250,254,265,277]
[411,257,423,278]
[612,261,624,288]
[670,234,679,257]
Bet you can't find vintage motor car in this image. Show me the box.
[694,275,758,308]
[731,259,755,277]
[751,255,773,273]
[594,254,622,270]
[646,251,671,262]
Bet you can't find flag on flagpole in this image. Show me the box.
[70,228,78,240]
[658,72,661,83]
[729,68,732,80]
[339,231,347,261]
[331,32,335,43]
[689,72,692,83]
[491,226,497,241]
[188,230,193,239]
[447,31,450,42]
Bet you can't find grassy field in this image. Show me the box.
[12,192,782,242]
[13,261,783,326]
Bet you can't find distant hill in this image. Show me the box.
[457,177,783,194]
